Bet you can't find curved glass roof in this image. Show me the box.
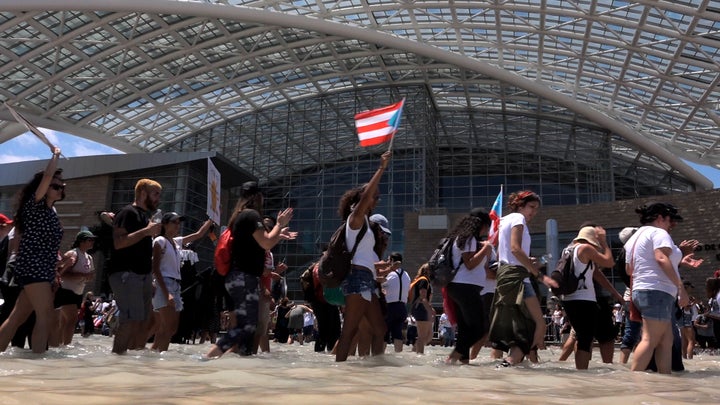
[0,0,717,189]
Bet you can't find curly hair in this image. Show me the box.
[507,190,541,212]
[338,185,364,220]
[14,169,63,234]
[448,215,487,248]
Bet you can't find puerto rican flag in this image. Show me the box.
[488,186,503,245]
[354,99,405,147]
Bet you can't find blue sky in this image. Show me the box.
[0,130,122,163]
[1,130,719,188]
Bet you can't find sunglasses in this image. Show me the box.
[49,183,66,191]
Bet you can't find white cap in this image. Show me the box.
[619,227,638,244]
[369,213,391,235]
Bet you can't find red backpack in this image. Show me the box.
[214,228,233,276]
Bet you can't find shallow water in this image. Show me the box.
[0,336,719,404]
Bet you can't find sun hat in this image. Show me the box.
[573,226,601,249]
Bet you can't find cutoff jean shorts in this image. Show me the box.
[340,266,378,302]
[152,277,184,312]
[632,289,675,322]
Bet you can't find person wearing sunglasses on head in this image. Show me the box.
[0,147,65,354]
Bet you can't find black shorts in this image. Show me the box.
[595,296,618,343]
[54,287,82,309]
[385,301,408,340]
[411,303,430,322]
[563,298,615,352]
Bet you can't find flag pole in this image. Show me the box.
[386,130,395,153]
[386,97,405,153]
[3,102,68,159]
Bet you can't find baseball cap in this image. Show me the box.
[618,227,638,244]
[161,212,185,224]
[369,213,391,235]
[75,230,97,241]
[0,213,13,225]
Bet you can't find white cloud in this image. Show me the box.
[0,153,43,164]
[13,132,45,148]
[0,130,123,165]
[72,142,121,157]
[40,128,61,147]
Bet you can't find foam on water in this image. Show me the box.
[0,335,719,404]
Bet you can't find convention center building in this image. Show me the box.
[0,1,718,297]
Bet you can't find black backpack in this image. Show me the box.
[427,236,460,288]
[550,245,591,296]
[614,248,631,288]
[317,221,367,288]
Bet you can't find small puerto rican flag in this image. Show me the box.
[354,99,405,147]
[488,186,503,246]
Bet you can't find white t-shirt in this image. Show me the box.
[711,293,720,318]
[152,236,183,280]
[624,226,681,297]
[497,212,531,266]
[347,217,378,276]
[451,236,486,287]
[482,247,497,296]
[383,268,411,303]
[439,312,451,329]
[562,245,597,302]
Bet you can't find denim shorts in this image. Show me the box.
[340,267,378,302]
[682,311,694,327]
[152,277,184,312]
[632,289,675,322]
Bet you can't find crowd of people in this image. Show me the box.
[1,147,720,376]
